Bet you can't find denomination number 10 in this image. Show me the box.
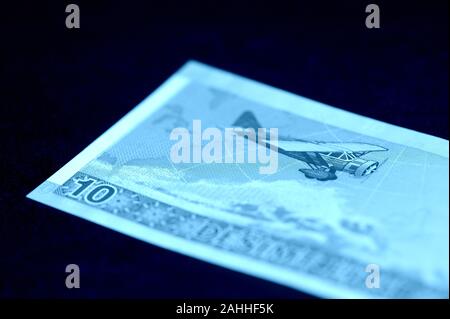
[70,178,117,204]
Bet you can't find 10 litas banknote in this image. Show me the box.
[28,61,449,298]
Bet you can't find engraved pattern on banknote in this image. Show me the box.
[54,172,445,298]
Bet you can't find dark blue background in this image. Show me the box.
[1,0,448,298]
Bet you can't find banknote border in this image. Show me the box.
[28,179,374,298]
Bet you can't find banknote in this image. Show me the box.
[27,61,449,298]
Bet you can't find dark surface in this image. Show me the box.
[0,0,448,298]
